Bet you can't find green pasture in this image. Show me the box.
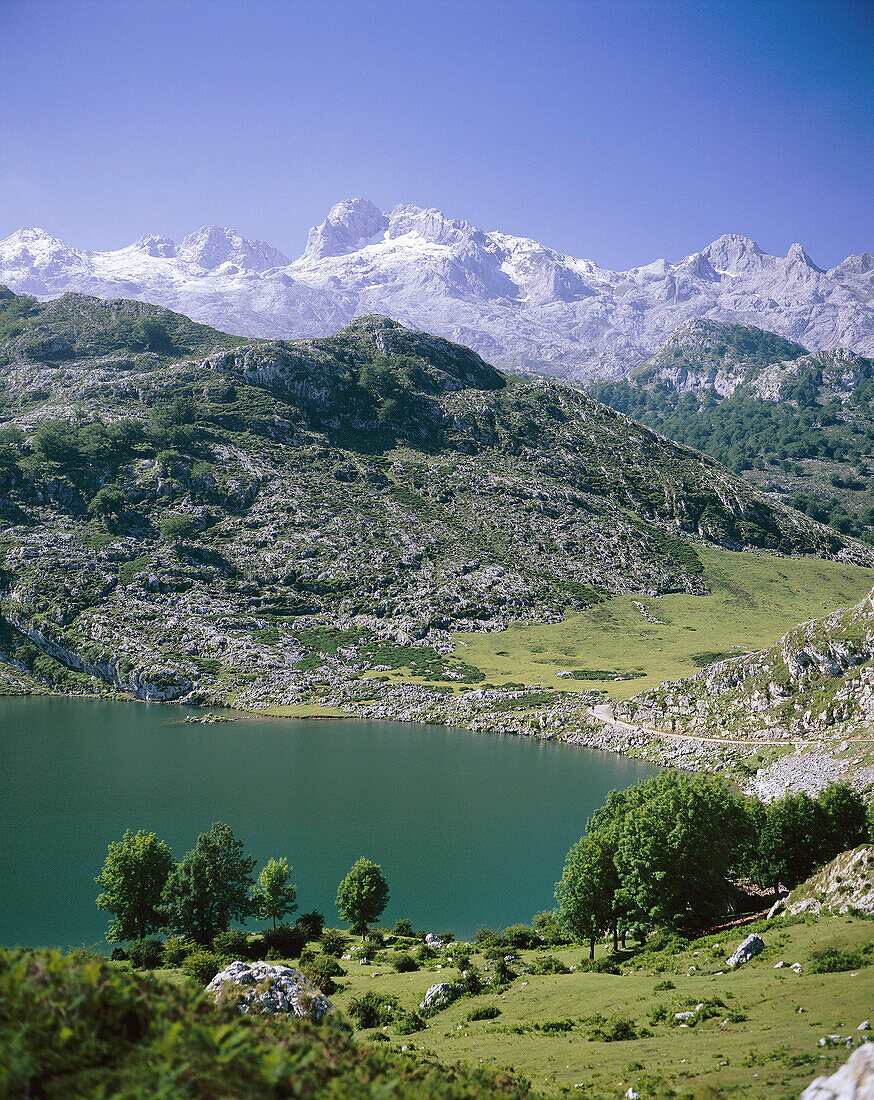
[332,914,874,1098]
[453,548,874,699]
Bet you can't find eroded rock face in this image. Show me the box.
[206,960,335,1022]
[727,933,765,969]
[800,1042,874,1099]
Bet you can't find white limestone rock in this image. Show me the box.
[801,1042,874,1099]
[726,933,765,968]
[206,960,336,1022]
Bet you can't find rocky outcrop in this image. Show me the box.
[206,961,337,1022]
[726,933,765,968]
[801,1042,874,1099]
[616,592,874,743]
[787,847,874,917]
[419,982,456,1012]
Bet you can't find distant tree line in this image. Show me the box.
[556,773,869,955]
[589,376,874,540]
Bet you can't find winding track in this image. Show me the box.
[586,703,874,746]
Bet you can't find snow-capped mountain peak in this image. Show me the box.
[302,198,389,261]
[130,234,177,259]
[176,226,290,272]
[1,200,873,379]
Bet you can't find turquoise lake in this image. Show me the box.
[0,698,660,947]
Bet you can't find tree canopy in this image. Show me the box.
[95,829,173,942]
[336,858,389,936]
[162,823,256,945]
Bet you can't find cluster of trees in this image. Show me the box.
[95,823,389,947]
[590,377,874,540]
[556,773,869,955]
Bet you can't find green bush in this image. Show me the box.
[348,990,400,1029]
[301,955,346,997]
[588,1014,637,1042]
[466,1005,501,1022]
[503,924,540,949]
[128,937,164,969]
[320,929,347,957]
[491,958,516,986]
[527,954,570,975]
[391,951,419,973]
[181,948,225,985]
[454,967,486,996]
[263,923,306,959]
[394,1008,426,1034]
[212,929,253,961]
[295,910,325,941]
[162,936,194,966]
[578,956,621,974]
[392,918,415,937]
[809,945,869,973]
[0,948,534,1098]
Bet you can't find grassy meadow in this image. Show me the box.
[325,914,874,1098]
[452,548,874,699]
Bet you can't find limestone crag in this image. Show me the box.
[206,961,337,1022]
[800,1042,874,1100]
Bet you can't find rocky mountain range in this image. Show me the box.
[0,286,866,710]
[2,198,873,380]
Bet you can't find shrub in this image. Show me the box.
[128,937,164,970]
[653,979,675,992]
[392,918,415,938]
[0,947,535,1098]
[181,948,225,985]
[578,956,621,974]
[415,943,438,963]
[491,958,516,986]
[454,967,485,996]
[452,950,471,972]
[348,991,400,1029]
[528,954,570,975]
[295,910,325,941]
[213,929,252,960]
[109,947,128,962]
[809,946,868,973]
[466,1005,501,1022]
[394,1008,426,1034]
[301,955,346,997]
[531,910,570,946]
[162,936,194,967]
[391,952,419,973]
[588,1015,637,1042]
[263,924,306,959]
[503,924,540,949]
[320,929,347,957]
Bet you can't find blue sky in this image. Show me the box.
[2,0,872,269]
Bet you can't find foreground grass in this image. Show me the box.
[330,914,874,1098]
[453,548,874,699]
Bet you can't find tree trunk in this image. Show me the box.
[589,936,595,960]
[612,922,618,953]
[621,929,627,949]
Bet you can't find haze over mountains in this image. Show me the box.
[2,198,873,380]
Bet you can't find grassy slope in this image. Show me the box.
[450,548,874,700]
[328,915,874,1098]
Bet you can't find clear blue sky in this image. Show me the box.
[2,0,872,269]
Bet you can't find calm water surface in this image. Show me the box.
[0,698,659,947]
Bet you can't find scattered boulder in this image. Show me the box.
[727,933,765,968]
[801,1041,874,1098]
[419,982,456,1012]
[206,960,336,1022]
